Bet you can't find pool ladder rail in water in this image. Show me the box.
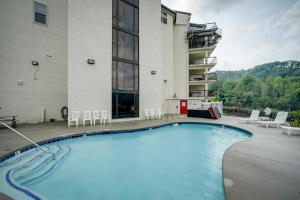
[1,145,71,198]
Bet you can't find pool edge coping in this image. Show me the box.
[0,121,253,163]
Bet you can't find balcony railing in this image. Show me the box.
[189,57,217,65]
[189,90,214,98]
[207,73,217,81]
[189,73,217,82]
[189,41,217,49]
[187,22,222,49]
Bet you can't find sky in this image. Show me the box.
[162,0,300,71]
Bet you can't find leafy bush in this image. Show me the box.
[290,111,300,127]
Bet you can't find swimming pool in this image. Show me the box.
[0,123,251,200]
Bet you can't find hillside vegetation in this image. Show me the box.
[211,60,300,110]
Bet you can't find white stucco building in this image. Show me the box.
[0,0,221,123]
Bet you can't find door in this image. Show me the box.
[180,100,188,114]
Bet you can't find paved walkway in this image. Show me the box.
[0,116,299,200]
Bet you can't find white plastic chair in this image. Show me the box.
[83,111,93,126]
[101,110,111,125]
[92,110,101,126]
[149,109,156,120]
[237,110,260,124]
[156,108,164,119]
[68,111,80,127]
[258,111,289,128]
[144,109,150,120]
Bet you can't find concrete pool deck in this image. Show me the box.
[0,116,299,200]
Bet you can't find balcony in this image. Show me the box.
[187,22,222,50]
[189,90,214,98]
[189,73,217,83]
[189,56,217,66]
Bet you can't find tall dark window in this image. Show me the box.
[34,1,47,25]
[112,0,139,119]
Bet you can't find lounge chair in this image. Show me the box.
[92,110,101,126]
[156,108,164,119]
[83,111,93,126]
[144,109,150,120]
[68,111,80,127]
[149,109,156,120]
[280,126,300,136]
[257,111,289,128]
[101,110,111,125]
[237,110,260,124]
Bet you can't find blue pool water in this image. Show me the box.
[0,123,250,200]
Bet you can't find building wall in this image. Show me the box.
[0,0,195,122]
[67,0,112,119]
[139,0,162,118]
[0,0,67,123]
[173,12,190,99]
[161,11,174,113]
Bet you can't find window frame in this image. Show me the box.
[33,1,48,26]
[161,12,167,24]
[112,0,139,119]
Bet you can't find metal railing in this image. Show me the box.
[188,22,219,33]
[0,122,55,159]
[189,42,217,49]
[189,73,217,82]
[189,57,217,65]
[207,73,217,81]
[189,90,214,98]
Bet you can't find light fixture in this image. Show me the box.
[31,61,39,66]
[151,70,156,75]
[17,80,24,86]
[87,59,95,65]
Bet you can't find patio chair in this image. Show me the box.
[83,111,93,126]
[280,126,300,136]
[144,109,150,120]
[101,110,111,125]
[149,108,156,120]
[257,111,289,128]
[68,111,80,127]
[156,108,164,119]
[92,110,101,126]
[237,110,260,124]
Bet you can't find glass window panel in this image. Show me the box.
[134,36,138,62]
[112,93,117,118]
[35,13,46,24]
[112,29,117,57]
[134,65,138,91]
[118,62,134,90]
[118,31,134,61]
[116,93,135,118]
[34,2,46,14]
[134,94,139,117]
[118,1,134,32]
[112,61,117,90]
[112,0,117,25]
[134,8,139,33]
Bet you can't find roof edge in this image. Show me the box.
[174,10,192,16]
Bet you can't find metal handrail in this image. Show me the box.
[0,122,55,158]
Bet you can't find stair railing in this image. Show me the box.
[0,122,55,159]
